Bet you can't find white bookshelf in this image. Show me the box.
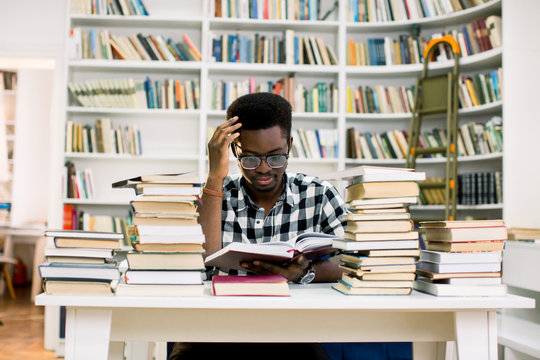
[57,0,504,226]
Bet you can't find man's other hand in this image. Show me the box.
[240,255,309,283]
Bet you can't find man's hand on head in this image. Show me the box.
[240,255,309,283]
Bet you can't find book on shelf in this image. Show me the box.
[415,269,502,280]
[346,182,420,202]
[417,261,501,274]
[205,232,338,271]
[345,220,414,233]
[413,278,507,297]
[340,273,414,289]
[333,239,419,251]
[352,249,421,257]
[43,279,114,295]
[425,240,505,252]
[419,250,502,264]
[38,263,121,281]
[44,247,114,259]
[115,283,205,297]
[124,270,203,285]
[211,274,290,297]
[343,213,411,221]
[341,253,416,266]
[339,267,417,281]
[126,252,205,270]
[132,242,204,252]
[508,227,540,241]
[422,226,507,242]
[343,231,419,242]
[332,281,412,295]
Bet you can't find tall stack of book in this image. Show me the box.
[414,220,507,296]
[322,166,425,295]
[39,230,123,295]
[112,173,205,296]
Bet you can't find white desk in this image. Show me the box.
[35,284,534,360]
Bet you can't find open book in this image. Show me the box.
[204,232,338,271]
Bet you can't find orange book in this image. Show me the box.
[349,38,356,66]
[179,82,186,109]
[182,34,202,61]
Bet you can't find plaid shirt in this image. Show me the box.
[221,172,347,247]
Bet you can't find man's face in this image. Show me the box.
[234,125,290,194]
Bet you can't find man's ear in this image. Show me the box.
[288,136,293,152]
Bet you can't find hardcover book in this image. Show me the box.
[205,232,337,271]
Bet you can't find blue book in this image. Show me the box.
[364,132,378,159]
[230,34,238,62]
[246,38,253,63]
[144,77,152,108]
[137,128,142,154]
[299,0,306,20]
[419,0,430,17]
[89,29,97,58]
[490,70,500,100]
[314,129,324,157]
[367,39,379,66]
[167,39,186,61]
[252,0,258,19]
[461,26,473,56]
[39,263,120,281]
[294,36,299,64]
[223,82,229,110]
[134,0,149,15]
[212,38,222,62]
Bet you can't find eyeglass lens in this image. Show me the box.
[240,154,287,169]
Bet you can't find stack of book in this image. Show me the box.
[112,173,205,297]
[414,220,507,297]
[322,166,425,295]
[39,229,123,295]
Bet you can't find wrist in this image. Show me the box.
[205,176,225,192]
[296,263,316,284]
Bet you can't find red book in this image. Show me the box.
[63,204,73,230]
[211,274,290,296]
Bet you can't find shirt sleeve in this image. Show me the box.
[319,182,348,236]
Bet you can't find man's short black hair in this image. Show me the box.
[226,92,292,139]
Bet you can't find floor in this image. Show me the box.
[0,284,60,360]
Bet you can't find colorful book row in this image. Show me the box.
[209,30,337,65]
[212,0,329,20]
[291,128,338,159]
[65,118,142,155]
[347,85,414,114]
[70,29,201,61]
[459,69,501,108]
[347,16,500,66]
[64,162,95,200]
[209,77,337,113]
[70,0,149,16]
[68,77,200,109]
[347,0,492,23]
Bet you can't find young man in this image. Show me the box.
[169,93,347,359]
[201,92,347,281]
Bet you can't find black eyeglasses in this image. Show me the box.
[236,153,289,170]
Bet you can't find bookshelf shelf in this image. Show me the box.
[345,0,501,32]
[209,18,340,31]
[207,62,339,75]
[70,15,203,28]
[62,198,130,206]
[346,101,503,121]
[346,47,501,78]
[345,152,503,165]
[64,153,199,161]
[68,60,202,73]
[66,106,201,117]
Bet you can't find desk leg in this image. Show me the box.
[65,308,112,360]
[455,311,497,360]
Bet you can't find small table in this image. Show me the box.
[35,284,534,360]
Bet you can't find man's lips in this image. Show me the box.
[255,177,273,185]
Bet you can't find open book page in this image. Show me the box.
[204,232,338,271]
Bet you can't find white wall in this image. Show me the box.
[502,0,540,228]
